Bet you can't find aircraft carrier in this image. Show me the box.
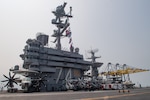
[1,2,103,92]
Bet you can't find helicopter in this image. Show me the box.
[1,72,19,92]
[1,68,47,93]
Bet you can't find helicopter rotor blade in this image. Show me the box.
[1,80,8,82]
[4,82,9,87]
[9,72,11,78]
[3,74,10,79]
[12,80,18,85]
[13,77,20,80]
[12,73,16,79]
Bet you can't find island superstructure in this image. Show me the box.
[8,2,93,92]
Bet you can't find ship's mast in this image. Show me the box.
[51,2,72,50]
[87,49,102,78]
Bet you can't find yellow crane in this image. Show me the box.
[100,63,149,89]
[100,63,149,76]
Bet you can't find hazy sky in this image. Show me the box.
[0,0,150,87]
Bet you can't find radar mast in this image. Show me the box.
[51,2,72,50]
[87,49,103,78]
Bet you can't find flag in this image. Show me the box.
[70,43,72,48]
[69,37,72,44]
[70,43,74,52]
[68,32,71,37]
[66,28,71,37]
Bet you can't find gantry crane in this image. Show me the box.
[100,63,149,89]
[101,63,149,76]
